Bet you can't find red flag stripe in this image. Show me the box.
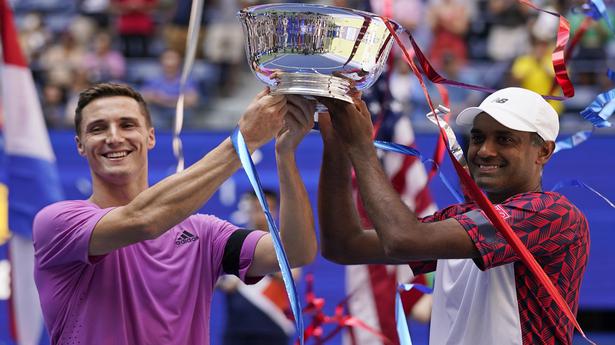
[0,0,28,67]
[368,266,400,345]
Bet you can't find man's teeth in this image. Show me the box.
[106,151,128,158]
[480,165,499,168]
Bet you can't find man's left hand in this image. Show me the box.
[275,95,316,154]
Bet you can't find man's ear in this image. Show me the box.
[75,135,86,157]
[147,127,156,149]
[537,141,555,165]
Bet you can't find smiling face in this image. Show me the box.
[76,96,155,187]
[467,113,554,203]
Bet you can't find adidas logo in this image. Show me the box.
[175,230,199,246]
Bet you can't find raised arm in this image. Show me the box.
[317,112,402,265]
[319,96,478,261]
[247,95,317,277]
[90,89,287,255]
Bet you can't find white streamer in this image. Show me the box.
[173,0,205,172]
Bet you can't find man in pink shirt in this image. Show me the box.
[33,83,317,344]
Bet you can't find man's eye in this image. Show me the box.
[498,136,514,144]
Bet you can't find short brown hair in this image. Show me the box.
[74,83,152,136]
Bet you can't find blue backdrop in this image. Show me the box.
[47,129,615,344]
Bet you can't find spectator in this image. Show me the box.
[109,0,158,57]
[218,190,297,345]
[65,68,95,126]
[39,30,86,88]
[567,7,614,87]
[439,52,481,114]
[41,83,68,129]
[18,12,52,64]
[82,31,126,83]
[163,0,209,58]
[203,0,245,97]
[486,0,532,62]
[510,33,564,114]
[368,0,431,60]
[427,0,470,68]
[77,0,111,29]
[141,49,199,129]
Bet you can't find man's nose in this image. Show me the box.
[477,139,496,157]
[105,125,124,144]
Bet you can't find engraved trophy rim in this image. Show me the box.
[238,3,403,103]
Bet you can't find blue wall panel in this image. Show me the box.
[48,130,615,344]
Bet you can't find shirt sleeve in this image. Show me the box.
[221,228,268,284]
[197,214,267,284]
[236,230,268,284]
[453,193,582,270]
[33,201,114,269]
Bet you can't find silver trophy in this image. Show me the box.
[238,3,402,103]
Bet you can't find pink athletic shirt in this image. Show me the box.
[33,200,266,345]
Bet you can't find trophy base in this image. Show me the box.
[270,73,353,103]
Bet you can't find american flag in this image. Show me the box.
[342,65,438,345]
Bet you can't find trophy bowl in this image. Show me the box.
[238,3,403,103]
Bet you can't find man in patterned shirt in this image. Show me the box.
[317,87,589,345]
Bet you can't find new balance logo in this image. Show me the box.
[175,230,199,246]
[494,205,510,220]
[492,97,509,104]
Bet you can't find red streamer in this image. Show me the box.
[299,274,393,345]
[519,0,575,98]
[390,0,574,100]
[550,16,592,95]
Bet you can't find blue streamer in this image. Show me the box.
[230,127,304,344]
[374,143,465,202]
[374,140,422,158]
[608,69,615,83]
[579,89,615,127]
[584,0,614,32]
[395,283,434,345]
[554,130,594,154]
[400,283,434,295]
[395,284,414,345]
[551,179,615,208]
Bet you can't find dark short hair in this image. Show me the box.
[244,189,279,203]
[74,83,151,136]
[530,132,545,146]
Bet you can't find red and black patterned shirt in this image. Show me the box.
[410,191,589,345]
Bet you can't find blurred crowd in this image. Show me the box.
[10,0,615,131]
[14,0,256,129]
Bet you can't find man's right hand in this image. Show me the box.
[317,92,374,153]
[238,88,287,151]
